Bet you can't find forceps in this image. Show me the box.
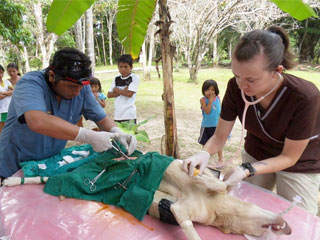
[114,169,138,190]
[111,139,130,160]
[84,168,106,192]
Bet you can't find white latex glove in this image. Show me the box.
[110,127,137,155]
[182,150,210,177]
[74,127,120,152]
[223,166,247,190]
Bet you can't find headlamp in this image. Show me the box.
[49,59,91,86]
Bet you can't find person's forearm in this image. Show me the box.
[113,88,134,97]
[4,90,13,96]
[96,116,117,132]
[203,118,235,155]
[107,92,119,98]
[25,110,79,140]
[97,99,106,108]
[202,102,213,114]
[203,134,225,155]
[252,138,309,175]
[251,155,295,176]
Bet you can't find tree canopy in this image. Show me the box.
[0,0,31,45]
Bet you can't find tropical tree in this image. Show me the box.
[0,0,31,71]
[33,1,58,68]
[293,9,320,63]
[157,0,179,157]
[85,6,95,71]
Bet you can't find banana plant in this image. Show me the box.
[270,0,318,21]
[47,0,157,59]
[115,115,156,143]
[46,0,318,57]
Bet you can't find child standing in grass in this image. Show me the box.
[0,64,13,133]
[198,79,222,161]
[107,54,139,124]
[90,77,106,108]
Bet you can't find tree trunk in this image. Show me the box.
[47,33,58,65]
[174,45,180,72]
[33,2,47,68]
[158,0,179,158]
[85,7,95,73]
[228,41,232,60]
[148,25,155,72]
[75,18,83,51]
[298,19,320,63]
[82,18,86,54]
[22,45,30,73]
[212,36,219,66]
[107,15,114,65]
[175,56,180,72]
[94,35,101,64]
[189,65,198,83]
[101,16,107,66]
[141,41,151,81]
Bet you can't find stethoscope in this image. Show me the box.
[232,72,283,162]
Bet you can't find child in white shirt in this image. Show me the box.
[0,64,13,133]
[107,54,139,124]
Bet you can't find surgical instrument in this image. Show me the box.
[84,168,106,192]
[111,139,130,160]
[114,169,138,190]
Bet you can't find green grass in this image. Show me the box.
[96,66,320,115]
[286,70,320,87]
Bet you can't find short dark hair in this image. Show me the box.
[202,79,219,96]
[233,26,297,71]
[7,63,19,71]
[46,48,92,84]
[90,77,102,92]
[0,64,4,72]
[118,54,133,67]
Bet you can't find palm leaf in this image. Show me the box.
[136,114,156,128]
[116,0,157,59]
[271,0,318,21]
[47,0,96,36]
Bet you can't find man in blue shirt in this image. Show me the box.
[0,48,136,182]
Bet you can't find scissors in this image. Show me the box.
[84,168,106,192]
[111,139,130,160]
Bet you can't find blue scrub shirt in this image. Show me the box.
[0,70,106,177]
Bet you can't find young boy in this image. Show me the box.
[107,54,140,124]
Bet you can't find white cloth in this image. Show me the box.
[108,73,139,120]
[0,80,12,113]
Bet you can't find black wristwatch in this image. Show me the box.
[240,162,256,177]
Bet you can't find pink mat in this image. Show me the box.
[0,172,319,240]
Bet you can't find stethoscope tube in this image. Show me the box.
[233,72,283,162]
